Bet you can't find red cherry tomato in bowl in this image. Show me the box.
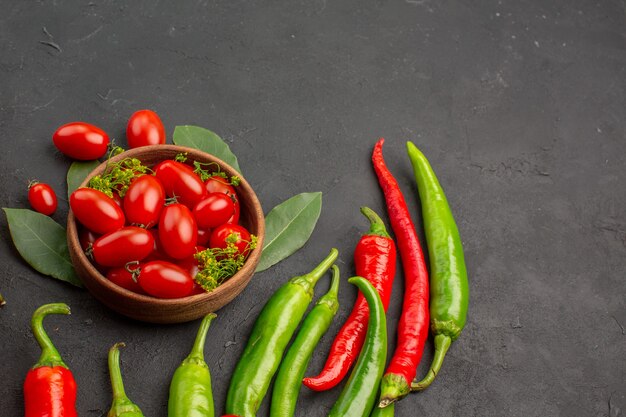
[28,182,58,215]
[70,188,125,234]
[204,175,237,196]
[196,227,212,246]
[193,193,235,229]
[78,227,100,251]
[154,160,207,208]
[137,260,194,298]
[106,266,146,294]
[204,175,240,224]
[227,199,240,224]
[126,109,166,148]
[159,203,198,259]
[53,122,109,160]
[92,226,154,267]
[123,175,165,227]
[209,223,252,257]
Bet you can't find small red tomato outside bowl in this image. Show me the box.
[66,145,265,324]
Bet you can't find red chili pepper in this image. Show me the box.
[371,138,430,407]
[302,206,396,391]
[24,303,78,417]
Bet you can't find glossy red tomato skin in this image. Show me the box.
[78,227,100,251]
[137,261,194,298]
[209,223,252,257]
[159,203,198,259]
[154,160,207,208]
[204,176,240,223]
[106,267,146,294]
[126,110,166,148]
[227,200,240,224]
[53,122,110,160]
[70,188,125,234]
[123,175,165,227]
[193,193,235,229]
[28,182,58,215]
[178,246,205,279]
[92,226,154,267]
[196,227,212,246]
[204,175,236,195]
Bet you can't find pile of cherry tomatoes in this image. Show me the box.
[32,109,256,299]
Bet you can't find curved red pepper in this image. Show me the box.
[372,138,430,406]
[303,206,396,391]
[24,303,78,417]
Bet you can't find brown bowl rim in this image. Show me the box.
[67,144,265,308]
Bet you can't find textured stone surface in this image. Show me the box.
[1,0,625,416]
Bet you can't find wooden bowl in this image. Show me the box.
[67,145,265,324]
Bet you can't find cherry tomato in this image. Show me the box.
[178,246,205,279]
[28,182,58,215]
[106,266,146,294]
[193,193,235,229]
[78,227,100,251]
[159,203,198,259]
[92,226,154,267]
[204,175,240,223]
[123,175,165,227]
[204,175,237,196]
[196,227,212,247]
[53,122,109,160]
[209,223,252,257]
[70,188,125,234]
[111,191,123,208]
[143,228,169,261]
[126,109,166,148]
[137,260,194,298]
[154,160,207,208]
[227,199,240,224]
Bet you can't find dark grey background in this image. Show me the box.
[1,0,625,416]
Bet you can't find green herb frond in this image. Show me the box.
[88,157,149,197]
[194,234,257,292]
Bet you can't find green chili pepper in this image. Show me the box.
[107,343,144,417]
[328,276,387,417]
[168,313,217,417]
[370,402,395,417]
[0,292,5,307]
[226,248,339,417]
[270,264,341,417]
[406,141,469,391]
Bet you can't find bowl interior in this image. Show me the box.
[67,145,265,323]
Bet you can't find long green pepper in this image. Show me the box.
[406,141,469,391]
[168,313,217,417]
[270,264,341,417]
[370,403,395,417]
[328,276,387,417]
[226,248,339,417]
[107,343,144,417]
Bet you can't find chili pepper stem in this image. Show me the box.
[108,342,144,417]
[360,206,391,238]
[31,303,70,369]
[187,313,217,361]
[320,264,341,307]
[291,248,339,296]
[378,373,410,407]
[411,334,452,391]
[109,343,129,400]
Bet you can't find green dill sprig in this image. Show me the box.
[88,157,150,198]
[194,234,258,292]
[193,160,240,186]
